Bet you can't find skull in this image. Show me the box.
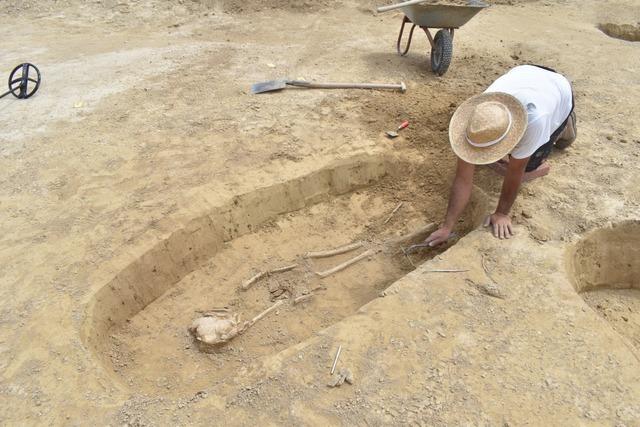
[188,308,247,346]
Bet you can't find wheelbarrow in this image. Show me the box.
[377,0,488,76]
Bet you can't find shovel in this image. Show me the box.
[251,79,407,94]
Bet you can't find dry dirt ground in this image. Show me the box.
[1,0,639,425]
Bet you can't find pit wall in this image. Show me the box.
[567,220,640,293]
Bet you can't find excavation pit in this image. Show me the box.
[569,220,640,351]
[83,154,488,395]
[598,22,640,42]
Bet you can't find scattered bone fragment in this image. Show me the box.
[270,264,298,274]
[310,223,438,278]
[331,345,342,374]
[241,271,267,291]
[248,299,284,325]
[304,241,363,258]
[241,263,298,290]
[315,249,374,278]
[293,294,314,305]
[383,202,403,225]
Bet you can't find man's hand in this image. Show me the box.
[484,212,514,239]
[424,227,453,247]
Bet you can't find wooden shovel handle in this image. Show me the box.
[288,80,406,92]
[377,0,427,13]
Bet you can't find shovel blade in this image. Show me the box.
[251,80,288,94]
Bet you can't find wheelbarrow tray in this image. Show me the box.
[402,3,487,29]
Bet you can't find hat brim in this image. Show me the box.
[449,92,528,165]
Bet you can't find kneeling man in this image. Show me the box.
[426,65,576,246]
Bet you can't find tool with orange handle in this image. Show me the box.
[386,120,409,138]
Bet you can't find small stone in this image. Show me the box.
[340,368,354,385]
[327,373,345,388]
[522,210,532,219]
[268,281,279,292]
[479,283,507,299]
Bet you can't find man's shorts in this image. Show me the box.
[525,65,575,172]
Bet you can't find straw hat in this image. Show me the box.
[449,92,528,165]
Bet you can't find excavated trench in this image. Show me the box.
[598,22,640,42]
[83,153,489,394]
[569,220,640,351]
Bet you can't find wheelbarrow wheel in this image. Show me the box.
[430,30,453,76]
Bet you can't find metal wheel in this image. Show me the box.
[430,30,453,76]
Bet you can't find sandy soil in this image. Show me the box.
[1,0,639,425]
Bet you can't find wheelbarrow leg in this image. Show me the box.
[422,26,434,49]
[397,16,417,57]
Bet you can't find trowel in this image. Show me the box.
[402,232,457,254]
[386,120,409,138]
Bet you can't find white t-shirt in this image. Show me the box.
[485,65,573,159]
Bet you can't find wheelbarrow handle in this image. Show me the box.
[377,0,427,13]
[287,80,407,92]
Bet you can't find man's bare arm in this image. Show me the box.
[485,156,529,239]
[496,156,528,215]
[425,158,474,246]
